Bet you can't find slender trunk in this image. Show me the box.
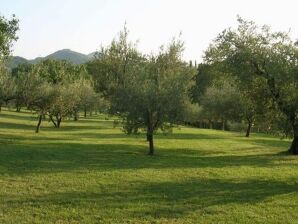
[84,107,87,118]
[56,116,62,128]
[89,111,92,116]
[146,109,160,155]
[16,106,21,112]
[147,129,154,155]
[57,120,61,128]
[49,115,58,127]
[0,103,2,112]
[74,110,79,121]
[245,120,252,137]
[146,127,150,141]
[147,112,154,155]
[36,115,42,133]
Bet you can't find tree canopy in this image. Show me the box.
[0,14,19,59]
[89,28,195,154]
[204,17,298,154]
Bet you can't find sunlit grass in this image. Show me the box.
[0,108,297,223]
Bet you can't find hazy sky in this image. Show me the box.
[1,0,298,61]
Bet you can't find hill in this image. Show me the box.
[6,56,28,68]
[42,49,92,64]
[7,49,97,68]
[0,108,297,223]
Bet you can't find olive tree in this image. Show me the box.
[11,63,35,111]
[28,83,57,133]
[191,64,269,135]
[47,83,79,128]
[94,28,194,155]
[0,14,18,112]
[200,77,244,130]
[0,63,16,110]
[121,46,193,155]
[32,60,91,128]
[0,14,19,59]
[205,17,298,154]
[77,80,97,118]
[18,68,56,133]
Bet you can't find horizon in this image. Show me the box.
[2,0,298,61]
[12,48,96,60]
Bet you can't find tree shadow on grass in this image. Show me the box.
[253,139,290,149]
[132,178,297,219]
[0,111,36,121]
[239,137,291,150]
[0,119,115,132]
[0,128,225,140]
[0,134,59,143]
[2,178,297,220]
[0,140,292,176]
[0,121,36,130]
[69,132,225,140]
[0,123,113,135]
[43,125,115,132]
[152,132,225,140]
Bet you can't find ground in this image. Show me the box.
[0,109,297,224]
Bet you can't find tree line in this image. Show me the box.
[0,14,297,155]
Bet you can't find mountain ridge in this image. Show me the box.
[7,49,97,68]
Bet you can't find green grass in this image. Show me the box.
[0,108,297,224]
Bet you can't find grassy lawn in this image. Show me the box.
[0,109,297,224]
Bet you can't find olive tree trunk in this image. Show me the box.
[49,115,62,128]
[84,107,87,118]
[16,105,21,112]
[74,110,79,121]
[245,119,253,137]
[147,118,154,155]
[56,115,62,128]
[49,115,58,127]
[35,115,42,133]
[147,129,154,155]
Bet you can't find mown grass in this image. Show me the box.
[0,108,297,224]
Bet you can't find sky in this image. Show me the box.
[1,0,298,61]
